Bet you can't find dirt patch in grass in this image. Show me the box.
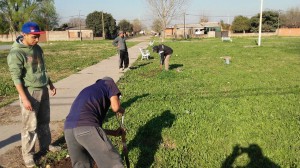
[0,121,65,168]
[0,104,21,125]
[51,157,98,168]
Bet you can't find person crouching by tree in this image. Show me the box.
[113,31,129,72]
[152,44,173,71]
[64,77,125,168]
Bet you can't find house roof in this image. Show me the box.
[67,26,92,30]
[174,22,220,29]
[200,22,220,27]
[174,24,202,28]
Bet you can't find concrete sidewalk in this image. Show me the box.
[0,36,151,156]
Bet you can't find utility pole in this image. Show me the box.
[277,10,282,35]
[258,0,263,46]
[102,11,105,39]
[184,12,186,39]
[79,10,82,41]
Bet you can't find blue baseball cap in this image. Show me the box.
[22,22,45,34]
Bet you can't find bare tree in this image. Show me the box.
[132,19,143,34]
[146,0,190,41]
[281,7,300,28]
[199,15,209,23]
[68,17,85,27]
[151,18,162,34]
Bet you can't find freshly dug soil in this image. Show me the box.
[51,157,97,168]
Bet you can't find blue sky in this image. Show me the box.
[54,0,300,25]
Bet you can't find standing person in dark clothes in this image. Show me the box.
[113,31,129,72]
[64,77,125,168]
[152,44,173,71]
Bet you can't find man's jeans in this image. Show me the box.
[64,126,124,168]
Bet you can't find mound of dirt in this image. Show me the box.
[51,157,97,168]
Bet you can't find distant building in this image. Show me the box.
[167,22,221,38]
[67,27,93,39]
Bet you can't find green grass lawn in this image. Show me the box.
[0,40,137,106]
[103,37,299,167]
[1,37,299,167]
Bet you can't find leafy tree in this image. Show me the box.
[0,0,50,34]
[85,11,117,39]
[231,15,250,33]
[0,13,10,33]
[250,10,279,32]
[118,19,132,33]
[32,0,59,30]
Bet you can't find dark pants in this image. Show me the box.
[64,126,123,168]
[119,50,129,69]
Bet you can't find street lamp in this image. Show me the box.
[258,0,263,46]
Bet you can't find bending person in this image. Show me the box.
[152,44,173,70]
[64,77,125,168]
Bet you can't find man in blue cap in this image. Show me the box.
[7,22,58,167]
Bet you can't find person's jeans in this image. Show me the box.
[64,126,124,168]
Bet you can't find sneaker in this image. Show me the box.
[24,159,35,168]
[49,145,61,152]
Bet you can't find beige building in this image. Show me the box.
[169,22,221,38]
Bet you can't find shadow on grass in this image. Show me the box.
[221,144,280,168]
[169,63,183,70]
[127,110,176,168]
[106,93,150,120]
[129,62,152,70]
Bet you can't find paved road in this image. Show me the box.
[0,35,152,156]
[0,45,11,50]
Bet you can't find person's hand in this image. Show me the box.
[115,127,124,137]
[23,98,33,111]
[49,85,56,96]
[117,108,125,118]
